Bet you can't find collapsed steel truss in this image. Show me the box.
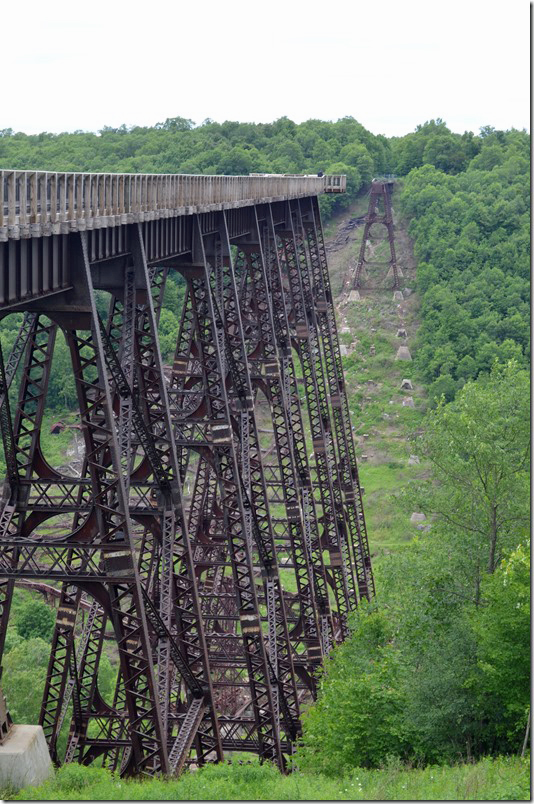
[353,178,399,289]
[0,193,373,776]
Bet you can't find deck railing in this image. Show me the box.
[0,171,345,240]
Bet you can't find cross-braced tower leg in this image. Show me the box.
[276,214,355,640]
[300,197,374,599]
[0,195,374,775]
[232,210,325,692]
[354,179,399,290]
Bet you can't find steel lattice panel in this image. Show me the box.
[0,194,373,777]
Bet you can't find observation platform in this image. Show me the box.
[0,171,345,242]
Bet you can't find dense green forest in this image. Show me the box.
[1,115,525,222]
[298,361,530,772]
[0,116,530,394]
[0,117,529,797]
[399,128,530,400]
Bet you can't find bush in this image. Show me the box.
[297,606,408,774]
[3,638,50,723]
[15,600,55,641]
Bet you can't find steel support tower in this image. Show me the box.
[353,178,399,289]
[0,171,374,776]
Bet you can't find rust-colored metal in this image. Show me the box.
[354,178,399,289]
[0,174,373,776]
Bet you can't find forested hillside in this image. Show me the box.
[0,117,530,798]
[296,124,530,772]
[1,115,527,230]
[0,116,529,399]
[399,127,530,400]
[298,361,530,771]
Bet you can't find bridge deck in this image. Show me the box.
[0,171,345,242]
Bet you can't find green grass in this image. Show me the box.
[8,756,530,801]
[40,412,82,470]
[0,411,81,478]
[329,189,431,563]
[358,463,418,556]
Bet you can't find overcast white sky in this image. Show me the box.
[2,0,530,137]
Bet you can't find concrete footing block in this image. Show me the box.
[386,265,404,279]
[395,346,412,361]
[393,290,404,301]
[0,725,52,790]
[348,290,361,301]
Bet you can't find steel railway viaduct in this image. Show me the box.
[0,170,374,776]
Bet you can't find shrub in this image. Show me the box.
[15,600,55,641]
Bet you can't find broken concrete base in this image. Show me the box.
[0,725,52,791]
[395,346,412,361]
[386,265,404,279]
[400,378,413,390]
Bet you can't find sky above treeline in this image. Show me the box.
[3,0,529,138]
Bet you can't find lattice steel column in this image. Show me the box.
[217,214,300,741]
[306,196,374,597]
[261,205,334,657]
[176,219,286,767]
[354,179,399,289]
[276,218,355,639]
[232,215,324,685]
[130,224,223,773]
[296,199,372,600]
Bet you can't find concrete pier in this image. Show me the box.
[0,725,52,791]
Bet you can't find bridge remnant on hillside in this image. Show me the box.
[0,170,373,776]
[353,177,400,289]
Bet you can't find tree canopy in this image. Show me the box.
[298,362,530,771]
[399,127,529,399]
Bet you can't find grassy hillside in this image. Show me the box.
[324,185,429,561]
